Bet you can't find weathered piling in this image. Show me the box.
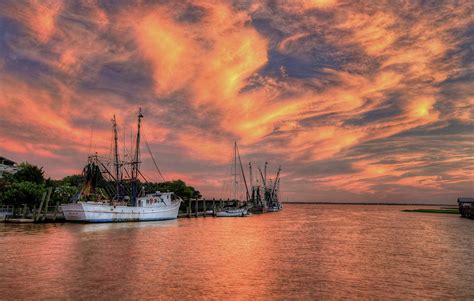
[40,187,52,222]
[53,202,59,221]
[34,191,47,222]
[187,198,192,218]
[195,199,198,218]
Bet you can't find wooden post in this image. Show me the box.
[41,187,52,222]
[213,198,216,216]
[203,199,207,217]
[22,204,27,218]
[187,198,191,218]
[34,192,47,222]
[195,198,198,217]
[53,202,59,221]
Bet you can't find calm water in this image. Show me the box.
[1,205,473,300]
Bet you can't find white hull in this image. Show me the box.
[268,203,283,212]
[62,201,180,223]
[214,208,248,217]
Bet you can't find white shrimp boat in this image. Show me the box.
[62,192,181,222]
[62,109,182,223]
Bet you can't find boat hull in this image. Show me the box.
[268,203,283,212]
[248,206,268,214]
[214,208,248,217]
[62,201,180,223]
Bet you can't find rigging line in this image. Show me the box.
[137,169,148,183]
[220,148,235,200]
[142,128,166,182]
[236,143,249,201]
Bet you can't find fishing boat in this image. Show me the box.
[248,162,283,213]
[266,166,282,212]
[62,109,182,223]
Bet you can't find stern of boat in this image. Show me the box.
[62,203,87,222]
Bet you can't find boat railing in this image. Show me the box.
[0,205,14,214]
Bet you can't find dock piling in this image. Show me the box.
[34,192,47,222]
[195,199,198,218]
[187,198,191,218]
[41,187,52,222]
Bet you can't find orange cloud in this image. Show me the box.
[2,0,63,42]
[0,1,472,201]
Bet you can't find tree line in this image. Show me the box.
[0,162,201,207]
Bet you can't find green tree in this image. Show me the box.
[61,175,85,187]
[13,162,45,184]
[51,184,80,204]
[144,179,201,199]
[0,181,46,207]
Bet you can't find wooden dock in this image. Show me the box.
[2,196,238,223]
[178,198,240,218]
[2,187,65,223]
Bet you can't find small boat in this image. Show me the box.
[267,203,283,212]
[248,205,268,214]
[214,208,248,217]
[214,142,250,217]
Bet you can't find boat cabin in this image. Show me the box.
[137,191,174,207]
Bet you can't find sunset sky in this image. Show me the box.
[0,0,473,203]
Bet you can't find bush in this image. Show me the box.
[0,181,46,207]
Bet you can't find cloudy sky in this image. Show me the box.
[0,0,473,203]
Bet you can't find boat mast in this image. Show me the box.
[248,162,253,188]
[264,162,268,189]
[258,167,266,187]
[236,143,249,201]
[131,108,143,205]
[233,141,237,201]
[112,115,121,199]
[270,166,282,202]
[249,162,254,203]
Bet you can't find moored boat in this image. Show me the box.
[62,109,182,223]
[214,142,250,217]
[62,192,181,222]
[214,207,249,217]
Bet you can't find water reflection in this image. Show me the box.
[0,205,473,300]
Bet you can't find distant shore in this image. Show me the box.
[283,202,457,206]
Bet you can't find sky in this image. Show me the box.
[0,0,473,203]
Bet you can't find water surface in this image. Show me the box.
[1,205,473,300]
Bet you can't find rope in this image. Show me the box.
[142,127,166,182]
